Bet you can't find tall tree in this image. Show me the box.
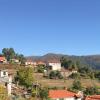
[15,67,34,88]
[2,48,15,61]
[60,56,77,70]
[18,54,26,64]
[72,80,82,90]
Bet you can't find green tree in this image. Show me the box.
[69,73,80,79]
[68,63,77,71]
[2,48,15,61]
[37,65,46,73]
[18,54,26,64]
[94,71,100,80]
[15,67,34,88]
[60,57,78,70]
[39,87,49,100]
[72,80,82,90]
[49,71,63,79]
[84,86,99,95]
[49,71,56,79]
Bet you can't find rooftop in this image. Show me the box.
[49,90,76,98]
[85,95,100,100]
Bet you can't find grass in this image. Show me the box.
[34,73,100,88]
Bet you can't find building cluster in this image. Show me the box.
[25,59,61,70]
[0,56,20,64]
[0,57,100,100]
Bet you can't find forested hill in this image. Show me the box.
[26,53,100,69]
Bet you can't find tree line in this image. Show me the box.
[0,48,26,64]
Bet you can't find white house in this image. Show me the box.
[46,62,61,71]
[10,59,20,64]
[25,60,37,66]
[0,70,8,77]
[0,69,12,96]
[0,57,7,64]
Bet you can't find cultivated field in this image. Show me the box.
[34,73,100,88]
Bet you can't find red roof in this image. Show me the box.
[49,90,76,98]
[85,95,100,100]
[0,57,6,61]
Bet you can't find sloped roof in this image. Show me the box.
[0,57,6,61]
[49,90,76,98]
[85,95,100,100]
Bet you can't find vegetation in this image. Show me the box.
[36,65,46,73]
[72,80,82,91]
[15,67,34,88]
[2,48,26,64]
[60,57,77,70]
[69,73,80,79]
[94,71,100,80]
[84,86,100,95]
[1,48,100,99]
[49,71,63,79]
[2,48,15,61]
[0,85,8,100]
[39,87,49,100]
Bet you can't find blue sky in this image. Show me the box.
[0,0,100,56]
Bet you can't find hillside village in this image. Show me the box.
[0,48,100,100]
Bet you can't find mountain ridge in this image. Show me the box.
[26,53,100,69]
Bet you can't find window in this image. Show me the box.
[59,99,64,100]
[3,71,6,75]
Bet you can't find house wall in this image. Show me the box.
[51,97,75,100]
[77,98,81,100]
[7,76,12,95]
[25,62,33,65]
[48,63,61,71]
[0,71,8,77]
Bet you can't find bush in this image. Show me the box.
[84,86,100,95]
[39,87,49,99]
[37,65,46,73]
[69,73,80,79]
[49,71,63,79]
[15,67,34,88]
[72,80,82,90]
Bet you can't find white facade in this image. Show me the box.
[7,76,12,96]
[11,59,20,63]
[0,70,8,77]
[47,63,61,71]
[51,98,81,100]
[51,97,75,100]
[25,61,36,66]
[0,70,12,96]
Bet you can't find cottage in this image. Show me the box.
[46,61,61,71]
[10,59,20,64]
[0,57,7,64]
[25,60,36,66]
[0,70,8,77]
[49,90,82,100]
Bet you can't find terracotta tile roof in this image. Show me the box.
[0,57,6,61]
[85,95,100,100]
[49,90,76,98]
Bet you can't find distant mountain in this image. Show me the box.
[26,53,100,69]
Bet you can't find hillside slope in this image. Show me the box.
[26,53,100,69]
